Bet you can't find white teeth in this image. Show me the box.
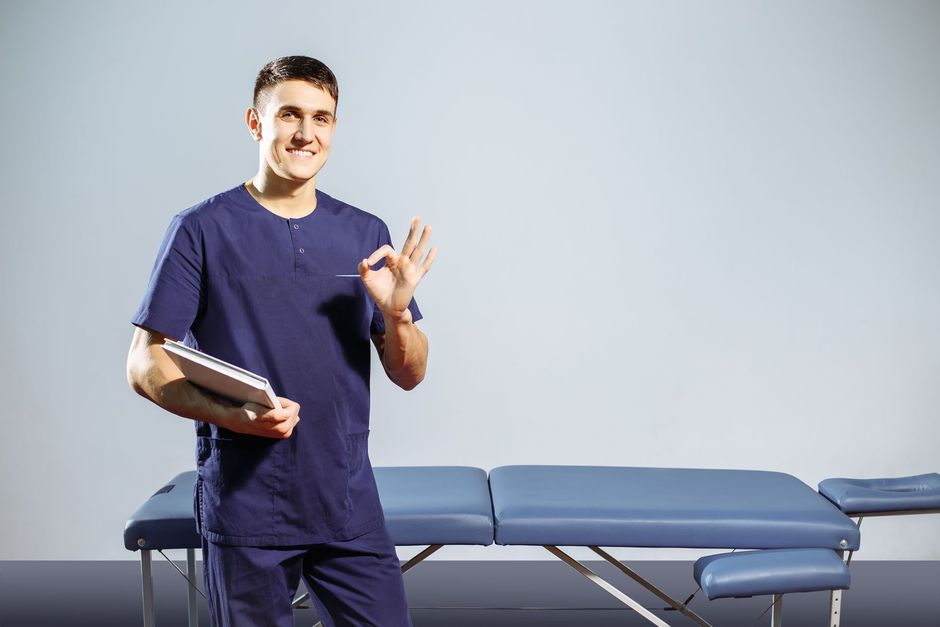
[288,149,314,156]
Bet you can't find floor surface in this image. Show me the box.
[1,560,938,626]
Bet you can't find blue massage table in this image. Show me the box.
[125,466,940,627]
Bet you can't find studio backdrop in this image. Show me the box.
[1,0,938,561]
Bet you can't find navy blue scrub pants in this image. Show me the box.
[201,524,413,627]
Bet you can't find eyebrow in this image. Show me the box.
[276,105,334,119]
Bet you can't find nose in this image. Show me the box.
[296,117,316,143]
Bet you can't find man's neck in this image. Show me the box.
[247,171,318,219]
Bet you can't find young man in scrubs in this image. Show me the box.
[126,56,435,627]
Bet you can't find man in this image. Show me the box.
[126,56,435,627]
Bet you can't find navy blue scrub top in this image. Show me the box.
[132,184,421,546]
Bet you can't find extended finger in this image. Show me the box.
[400,216,421,257]
[419,245,438,277]
[409,224,432,262]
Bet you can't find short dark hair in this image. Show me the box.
[253,56,339,112]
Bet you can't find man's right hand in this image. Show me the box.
[226,397,301,439]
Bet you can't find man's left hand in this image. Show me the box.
[359,217,437,322]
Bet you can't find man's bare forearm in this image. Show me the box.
[126,327,237,428]
[379,316,428,391]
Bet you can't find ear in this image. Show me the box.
[245,107,262,142]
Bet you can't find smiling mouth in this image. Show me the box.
[287,148,316,158]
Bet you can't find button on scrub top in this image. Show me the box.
[132,184,421,546]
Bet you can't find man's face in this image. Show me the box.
[250,80,337,183]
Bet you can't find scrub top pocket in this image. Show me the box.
[344,430,385,533]
[197,435,283,543]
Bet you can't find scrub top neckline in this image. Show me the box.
[236,182,326,222]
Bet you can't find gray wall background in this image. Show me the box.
[1,0,937,561]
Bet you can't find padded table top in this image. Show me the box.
[126,467,494,552]
[124,471,201,551]
[375,466,494,546]
[489,465,860,550]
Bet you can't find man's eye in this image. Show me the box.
[315,116,328,123]
[282,111,298,119]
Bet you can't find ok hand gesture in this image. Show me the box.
[359,217,437,323]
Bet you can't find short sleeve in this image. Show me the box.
[131,213,206,340]
[370,220,423,335]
